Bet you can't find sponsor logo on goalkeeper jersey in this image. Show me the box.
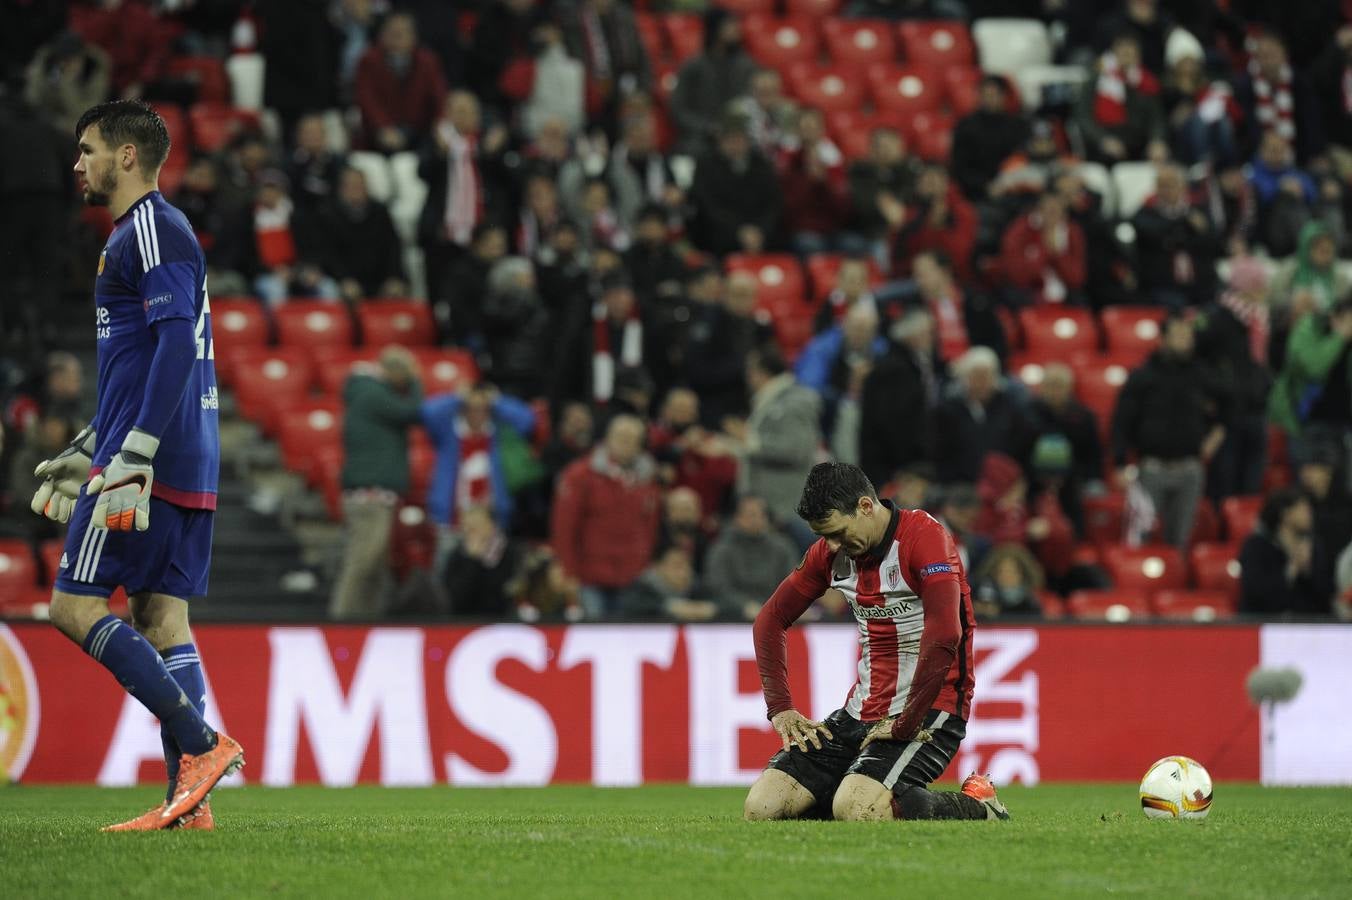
[95,306,111,340]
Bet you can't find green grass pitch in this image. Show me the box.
[2,784,1350,898]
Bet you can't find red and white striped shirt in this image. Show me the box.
[754,503,976,731]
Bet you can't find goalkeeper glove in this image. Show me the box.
[88,428,158,532]
[30,426,97,523]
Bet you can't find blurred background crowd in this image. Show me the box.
[2,0,1352,624]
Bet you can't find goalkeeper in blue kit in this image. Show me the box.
[32,100,242,831]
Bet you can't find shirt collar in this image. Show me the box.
[113,190,161,225]
[864,499,900,560]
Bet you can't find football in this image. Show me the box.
[1139,756,1214,820]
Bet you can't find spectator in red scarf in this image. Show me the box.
[1236,30,1325,166]
[1162,33,1243,167]
[418,91,510,308]
[555,273,650,406]
[1074,33,1166,163]
[779,107,848,257]
[999,192,1087,307]
[355,12,447,153]
[1131,163,1221,308]
[253,170,339,305]
[884,165,977,282]
[557,0,652,118]
[551,414,662,617]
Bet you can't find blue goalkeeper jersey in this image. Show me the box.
[92,190,219,510]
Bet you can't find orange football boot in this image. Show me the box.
[961,772,1011,820]
[161,732,244,824]
[176,801,214,831]
[102,803,172,832]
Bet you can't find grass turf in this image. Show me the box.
[1,784,1349,898]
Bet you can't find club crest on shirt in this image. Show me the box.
[97,251,106,276]
[884,563,901,590]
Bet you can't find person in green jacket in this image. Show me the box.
[329,345,423,620]
[1268,298,1352,439]
[1269,220,1349,317]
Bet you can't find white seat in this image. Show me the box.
[346,151,394,204]
[1012,63,1087,111]
[1112,161,1158,220]
[225,53,265,111]
[973,19,1052,75]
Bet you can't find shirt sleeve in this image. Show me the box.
[752,539,833,719]
[135,212,201,327]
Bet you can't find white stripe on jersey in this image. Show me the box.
[132,206,151,273]
[882,711,949,789]
[73,515,98,581]
[145,200,161,266]
[84,528,109,583]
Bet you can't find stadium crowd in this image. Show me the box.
[2,0,1352,623]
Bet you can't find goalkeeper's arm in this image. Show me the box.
[88,318,197,530]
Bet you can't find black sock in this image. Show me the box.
[893,786,990,820]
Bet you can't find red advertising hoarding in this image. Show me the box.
[0,623,1264,786]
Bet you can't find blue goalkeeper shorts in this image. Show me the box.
[54,487,214,600]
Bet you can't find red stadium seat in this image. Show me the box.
[944,66,983,117]
[1101,544,1187,594]
[274,301,354,351]
[714,0,775,13]
[1189,542,1242,598]
[806,254,882,302]
[416,349,479,396]
[1189,499,1221,547]
[821,19,896,67]
[408,439,436,505]
[725,254,808,308]
[312,347,382,396]
[167,56,230,103]
[39,539,63,586]
[357,300,437,348]
[662,15,704,65]
[826,109,907,161]
[1072,354,1131,441]
[744,16,822,71]
[230,348,315,433]
[653,63,681,105]
[897,20,975,70]
[1151,589,1236,622]
[188,102,262,153]
[635,12,666,64]
[277,399,342,484]
[1066,589,1151,621]
[210,297,270,387]
[0,540,38,603]
[787,0,844,15]
[152,104,191,173]
[786,63,867,115]
[1221,495,1263,543]
[1082,491,1126,545]
[1037,590,1067,619]
[867,65,944,119]
[1018,306,1098,356]
[1100,306,1165,365]
[314,449,344,520]
[908,110,954,162]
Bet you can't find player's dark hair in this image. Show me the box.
[1259,487,1309,534]
[75,100,170,176]
[796,462,877,523]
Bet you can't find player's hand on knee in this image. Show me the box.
[30,426,96,522]
[89,430,157,532]
[771,709,834,752]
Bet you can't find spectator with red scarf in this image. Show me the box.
[1236,30,1325,166]
[999,192,1087,307]
[354,12,447,153]
[648,388,738,526]
[423,382,537,545]
[1074,33,1166,163]
[883,165,977,282]
[557,0,651,118]
[1131,163,1221,308]
[778,107,848,257]
[1162,31,1244,167]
